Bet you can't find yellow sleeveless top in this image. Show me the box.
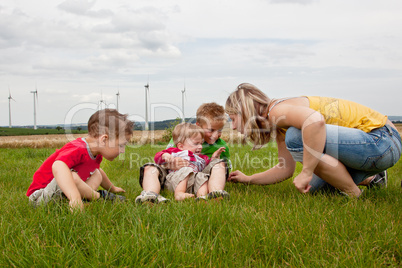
[307,96,387,133]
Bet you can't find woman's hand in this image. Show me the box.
[228,170,251,184]
[293,171,313,193]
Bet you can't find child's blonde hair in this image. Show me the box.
[88,109,134,140]
[173,123,205,146]
[196,102,227,127]
[225,83,272,148]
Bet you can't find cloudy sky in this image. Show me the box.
[1,0,402,127]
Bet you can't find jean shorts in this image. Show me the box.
[285,124,402,193]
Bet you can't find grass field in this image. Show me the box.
[0,131,167,148]
[0,127,86,137]
[0,140,401,267]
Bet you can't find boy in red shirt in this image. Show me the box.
[27,109,134,211]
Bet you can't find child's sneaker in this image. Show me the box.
[207,190,230,200]
[97,190,126,202]
[135,191,170,204]
[368,170,388,189]
[135,191,159,203]
[195,195,208,202]
[157,194,170,203]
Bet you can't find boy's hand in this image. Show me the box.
[211,147,226,160]
[165,156,189,171]
[110,186,126,193]
[69,199,84,212]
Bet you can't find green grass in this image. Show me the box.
[0,143,401,267]
[0,127,86,136]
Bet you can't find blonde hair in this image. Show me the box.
[196,102,227,127]
[225,83,272,148]
[172,123,205,146]
[88,109,134,140]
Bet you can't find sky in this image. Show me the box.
[1,0,402,127]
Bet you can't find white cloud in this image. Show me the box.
[0,1,181,83]
[269,0,317,4]
[57,0,113,17]
[1,0,402,126]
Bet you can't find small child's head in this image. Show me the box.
[173,123,204,154]
[87,109,134,160]
[196,102,227,145]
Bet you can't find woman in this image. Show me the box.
[226,83,401,197]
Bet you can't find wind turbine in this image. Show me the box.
[116,90,120,111]
[8,87,16,128]
[181,83,186,123]
[144,81,150,131]
[30,87,38,130]
[99,90,107,110]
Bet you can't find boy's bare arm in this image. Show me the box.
[52,160,83,210]
[99,168,125,193]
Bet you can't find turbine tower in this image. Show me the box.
[30,88,38,130]
[99,90,107,110]
[8,87,15,128]
[116,90,120,111]
[181,83,186,123]
[144,81,150,131]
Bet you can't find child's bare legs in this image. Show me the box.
[208,162,226,192]
[174,175,194,201]
[72,170,102,200]
[136,165,170,204]
[142,166,161,194]
[196,182,208,197]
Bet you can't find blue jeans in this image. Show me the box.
[285,124,402,193]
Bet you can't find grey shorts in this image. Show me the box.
[28,178,66,207]
[164,167,208,195]
[139,159,228,191]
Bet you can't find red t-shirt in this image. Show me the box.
[26,138,103,196]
